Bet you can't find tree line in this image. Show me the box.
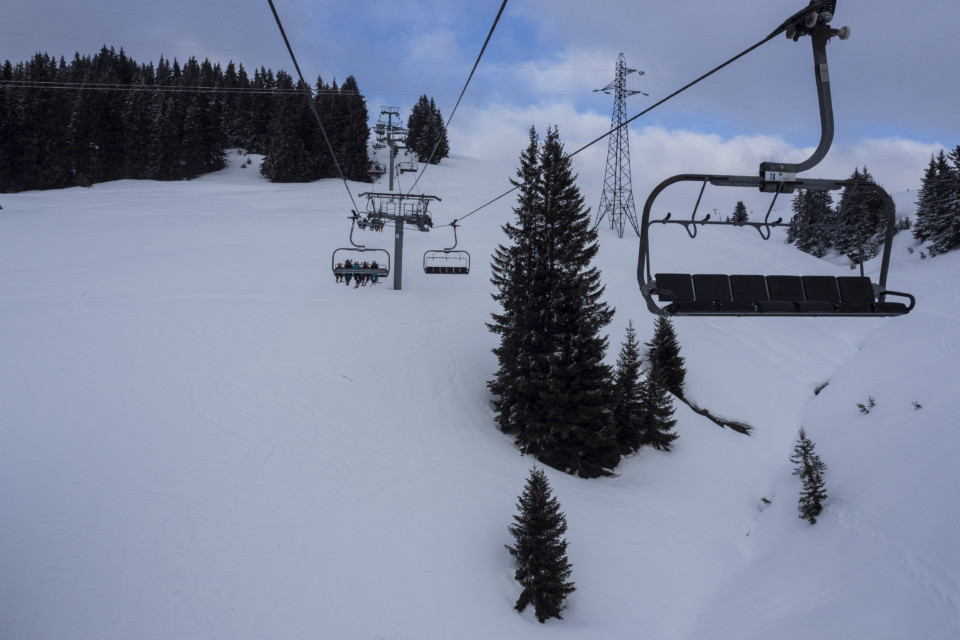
[785,166,902,266]
[912,146,960,256]
[0,47,377,192]
[786,150,960,262]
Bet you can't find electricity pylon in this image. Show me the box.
[595,53,646,238]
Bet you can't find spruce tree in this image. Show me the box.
[785,189,807,246]
[790,427,828,524]
[912,153,943,244]
[645,315,685,398]
[787,188,835,257]
[915,148,960,256]
[731,200,749,224]
[488,126,617,478]
[506,466,575,623]
[638,363,679,451]
[612,320,645,455]
[336,76,371,182]
[834,167,888,267]
[406,94,449,164]
[261,72,314,182]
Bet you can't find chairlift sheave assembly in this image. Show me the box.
[424,220,471,274]
[637,0,914,318]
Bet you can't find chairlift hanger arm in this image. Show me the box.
[760,2,852,182]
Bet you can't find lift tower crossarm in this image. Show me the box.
[358,192,441,290]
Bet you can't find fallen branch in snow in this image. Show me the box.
[675,394,753,436]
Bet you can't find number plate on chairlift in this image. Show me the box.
[765,170,796,183]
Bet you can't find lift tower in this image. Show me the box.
[358,192,439,290]
[374,106,407,192]
[595,53,646,238]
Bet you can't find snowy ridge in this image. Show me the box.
[1,153,957,639]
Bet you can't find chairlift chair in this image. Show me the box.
[398,160,418,174]
[423,221,470,274]
[331,212,390,281]
[636,1,914,318]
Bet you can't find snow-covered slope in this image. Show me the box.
[1,154,957,639]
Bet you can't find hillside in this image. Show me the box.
[1,153,957,639]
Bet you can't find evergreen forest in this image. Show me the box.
[0,47,374,192]
[787,153,960,262]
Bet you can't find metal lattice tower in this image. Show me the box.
[595,53,646,238]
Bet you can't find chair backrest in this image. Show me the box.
[766,275,804,301]
[836,276,876,304]
[693,274,732,302]
[801,276,841,304]
[654,273,694,302]
[730,275,769,302]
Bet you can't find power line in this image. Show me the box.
[0,79,346,95]
[405,0,509,195]
[448,2,813,228]
[266,0,360,214]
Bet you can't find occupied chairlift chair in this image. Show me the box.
[423,221,471,274]
[637,0,914,318]
[332,212,390,281]
[398,159,419,174]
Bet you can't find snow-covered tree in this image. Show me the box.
[914,148,960,256]
[786,188,835,258]
[506,466,576,623]
[834,167,889,267]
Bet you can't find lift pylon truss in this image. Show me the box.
[595,53,647,238]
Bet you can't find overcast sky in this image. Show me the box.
[4,0,958,215]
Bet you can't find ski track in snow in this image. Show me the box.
[829,499,960,635]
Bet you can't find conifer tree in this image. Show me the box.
[731,200,749,224]
[787,188,835,257]
[336,75,371,182]
[488,126,617,478]
[612,320,645,455]
[645,315,685,398]
[785,189,807,246]
[835,167,889,267]
[261,72,314,182]
[506,466,575,623]
[638,363,679,451]
[406,94,449,164]
[790,427,828,524]
[915,148,960,256]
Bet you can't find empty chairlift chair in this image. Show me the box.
[423,221,470,275]
[637,1,914,318]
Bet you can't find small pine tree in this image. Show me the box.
[731,200,749,224]
[638,363,679,451]
[612,320,645,455]
[645,316,686,398]
[790,427,828,524]
[506,467,576,623]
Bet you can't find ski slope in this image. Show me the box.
[1,153,958,639]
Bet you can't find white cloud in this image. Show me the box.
[448,101,942,222]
